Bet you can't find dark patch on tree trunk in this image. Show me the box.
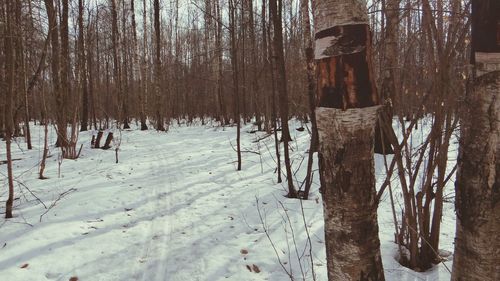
[471,0,500,59]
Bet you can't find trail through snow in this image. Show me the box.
[0,121,455,281]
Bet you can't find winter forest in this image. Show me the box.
[0,0,499,280]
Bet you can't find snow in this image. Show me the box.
[0,119,456,281]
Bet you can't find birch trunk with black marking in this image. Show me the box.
[313,0,385,279]
[452,1,500,280]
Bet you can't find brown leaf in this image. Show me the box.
[20,263,29,269]
[246,265,252,272]
[69,277,79,281]
[240,249,248,255]
[252,264,260,273]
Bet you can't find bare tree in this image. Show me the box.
[270,0,297,198]
[301,0,317,199]
[228,0,242,170]
[153,0,165,131]
[79,0,89,131]
[3,0,16,219]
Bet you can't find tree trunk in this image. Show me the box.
[215,0,226,124]
[313,0,385,279]
[229,0,242,170]
[452,1,500,280]
[153,0,165,131]
[270,0,297,198]
[4,0,15,219]
[102,132,114,150]
[316,107,385,281]
[58,0,70,150]
[381,0,399,108]
[110,0,122,128]
[79,0,89,132]
[139,0,149,130]
[301,0,317,199]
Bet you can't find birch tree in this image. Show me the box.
[451,1,500,280]
[313,0,385,279]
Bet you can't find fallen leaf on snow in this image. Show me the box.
[240,249,248,255]
[252,264,261,273]
[20,263,29,269]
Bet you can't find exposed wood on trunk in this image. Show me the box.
[314,0,385,279]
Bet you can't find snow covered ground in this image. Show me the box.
[0,120,455,281]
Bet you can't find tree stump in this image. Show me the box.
[94,131,103,148]
[101,132,113,150]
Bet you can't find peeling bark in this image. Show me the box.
[314,0,385,280]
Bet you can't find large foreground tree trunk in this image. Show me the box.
[316,107,384,280]
[451,1,500,280]
[313,0,385,280]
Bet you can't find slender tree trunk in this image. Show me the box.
[247,0,260,126]
[313,0,385,279]
[229,0,242,170]
[130,0,147,130]
[270,0,297,198]
[215,0,226,124]
[452,1,500,280]
[39,122,49,179]
[13,0,32,150]
[121,0,130,129]
[79,0,89,131]
[4,0,15,219]
[110,0,122,128]
[301,0,317,199]
[140,0,149,130]
[58,0,70,151]
[269,33,282,184]
[153,0,165,131]
[381,0,399,108]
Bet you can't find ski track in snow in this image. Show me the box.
[0,121,455,281]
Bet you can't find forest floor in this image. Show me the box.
[0,120,455,281]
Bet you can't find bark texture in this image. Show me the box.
[452,1,500,280]
[314,0,385,280]
[451,71,500,281]
[316,106,385,281]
